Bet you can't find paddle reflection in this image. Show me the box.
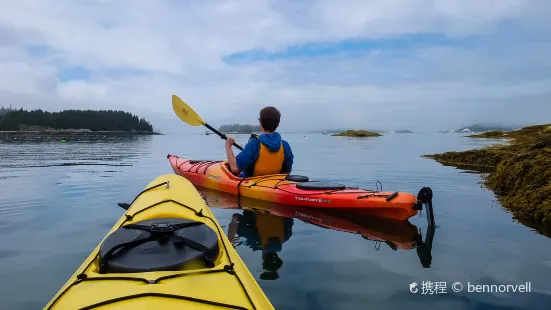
[198,187,435,279]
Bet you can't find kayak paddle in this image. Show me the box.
[172,94,244,150]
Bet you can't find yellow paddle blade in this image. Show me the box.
[172,94,205,126]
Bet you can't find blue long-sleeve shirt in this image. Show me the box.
[235,132,293,178]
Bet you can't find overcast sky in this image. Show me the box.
[1,0,550,133]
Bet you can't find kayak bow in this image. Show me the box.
[45,174,274,310]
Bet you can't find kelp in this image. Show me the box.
[423,148,510,170]
[487,149,551,223]
[424,123,551,225]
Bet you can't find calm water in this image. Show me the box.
[1,133,551,310]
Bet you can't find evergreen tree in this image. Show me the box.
[0,108,154,132]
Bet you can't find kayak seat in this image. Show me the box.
[296,182,346,190]
[98,218,220,273]
[222,161,241,176]
[285,175,309,182]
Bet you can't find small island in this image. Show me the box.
[218,124,260,134]
[424,123,551,226]
[332,130,382,137]
[0,107,159,141]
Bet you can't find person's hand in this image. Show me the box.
[226,136,235,148]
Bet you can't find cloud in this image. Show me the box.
[0,0,550,133]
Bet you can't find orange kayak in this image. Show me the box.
[168,154,431,221]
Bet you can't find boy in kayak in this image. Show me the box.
[225,106,293,177]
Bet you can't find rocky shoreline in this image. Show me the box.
[0,130,162,142]
[424,124,551,227]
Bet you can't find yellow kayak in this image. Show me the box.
[44,174,274,310]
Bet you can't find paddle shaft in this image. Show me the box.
[203,123,244,150]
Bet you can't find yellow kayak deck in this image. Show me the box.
[44,174,274,310]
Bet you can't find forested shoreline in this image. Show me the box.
[0,107,154,133]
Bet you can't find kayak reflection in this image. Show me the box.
[228,210,293,280]
[199,187,435,278]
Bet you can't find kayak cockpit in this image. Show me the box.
[98,218,220,273]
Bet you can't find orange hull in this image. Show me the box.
[168,154,422,221]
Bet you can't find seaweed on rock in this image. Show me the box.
[424,123,551,225]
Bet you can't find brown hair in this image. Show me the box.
[259,106,281,132]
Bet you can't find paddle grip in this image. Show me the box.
[204,123,244,150]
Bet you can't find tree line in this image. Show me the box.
[218,123,260,134]
[0,107,153,132]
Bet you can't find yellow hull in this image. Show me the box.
[44,174,274,310]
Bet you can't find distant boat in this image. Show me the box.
[205,131,212,135]
[322,131,327,135]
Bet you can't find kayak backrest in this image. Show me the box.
[98,218,220,273]
[296,182,346,191]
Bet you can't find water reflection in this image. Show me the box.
[199,187,435,277]
[0,134,152,170]
[228,211,292,280]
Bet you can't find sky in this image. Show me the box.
[1,0,550,133]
